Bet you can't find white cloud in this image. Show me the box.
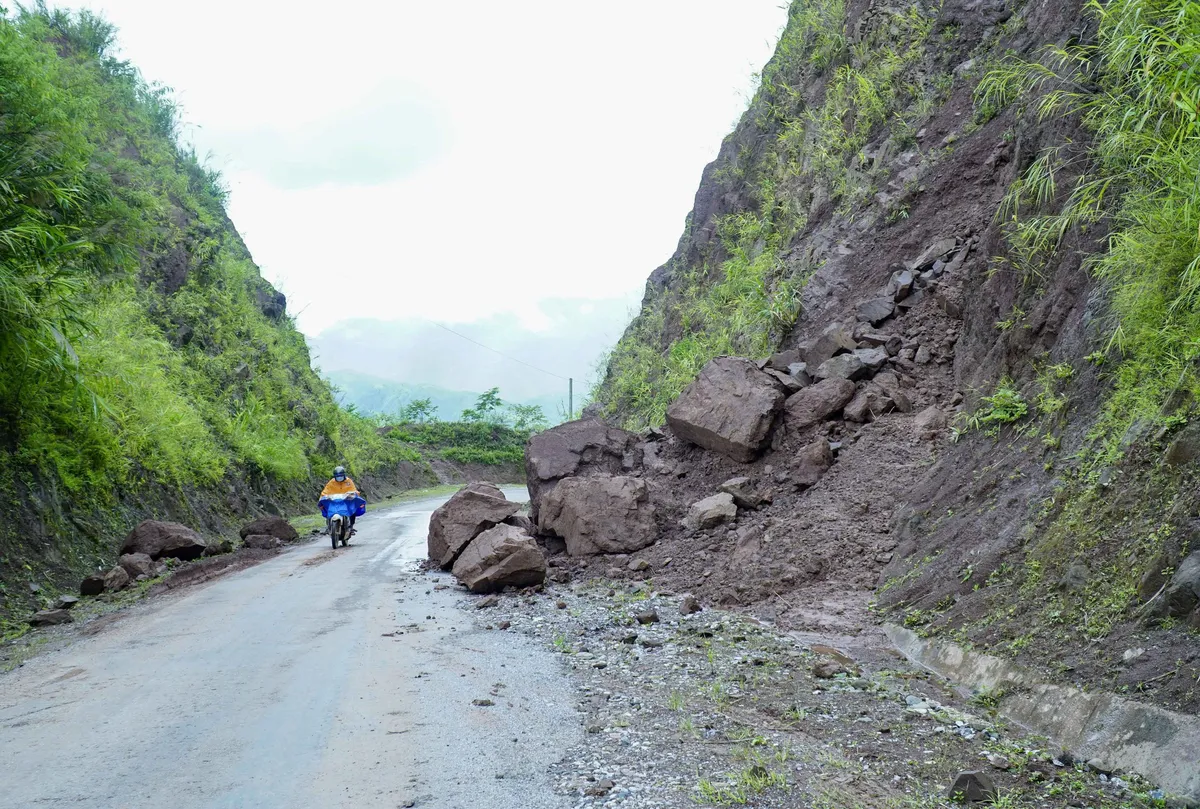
[74,0,787,381]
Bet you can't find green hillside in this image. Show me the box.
[0,6,423,625]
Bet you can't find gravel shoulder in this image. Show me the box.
[459,574,1176,809]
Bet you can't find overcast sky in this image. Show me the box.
[73,0,788,391]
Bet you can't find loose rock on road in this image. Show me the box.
[0,488,580,809]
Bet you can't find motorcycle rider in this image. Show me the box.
[320,466,361,535]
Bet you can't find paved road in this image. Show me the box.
[0,488,580,809]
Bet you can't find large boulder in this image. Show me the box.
[538,475,657,556]
[121,520,208,561]
[451,524,547,593]
[118,553,155,579]
[683,493,737,530]
[666,357,784,463]
[427,483,520,568]
[525,418,638,523]
[239,515,299,543]
[784,378,856,430]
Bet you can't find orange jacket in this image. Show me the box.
[320,477,359,498]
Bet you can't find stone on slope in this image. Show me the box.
[29,609,73,627]
[815,354,868,382]
[887,269,915,301]
[793,440,834,488]
[666,357,784,463]
[683,493,737,530]
[538,475,657,556]
[524,418,638,523]
[784,379,857,430]
[907,237,959,271]
[856,297,896,326]
[844,383,897,423]
[718,477,769,509]
[1163,551,1200,618]
[873,372,913,412]
[55,595,79,610]
[854,346,889,373]
[913,406,949,438]
[452,524,547,593]
[239,515,299,543]
[427,482,521,569]
[799,323,857,368]
[118,553,155,580]
[121,520,208,561]
[80,573,106,597]
[103,565,131,593]
[764,368,804,394]
[764,349,802,373]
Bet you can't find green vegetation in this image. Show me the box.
[593,0,941,429]
[385,388,542,467]
[976,0,1200,465]
[0,6,418,614]
[952,378,1029,439]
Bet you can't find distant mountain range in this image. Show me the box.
[325,370,571,424]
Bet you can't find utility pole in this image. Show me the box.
[568,378,574,421]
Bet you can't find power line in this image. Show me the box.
[422,319,571,381]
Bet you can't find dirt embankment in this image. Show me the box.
[576,0,1199,717]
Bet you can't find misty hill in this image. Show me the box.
[308,296,637,405]
[326,370,569,424]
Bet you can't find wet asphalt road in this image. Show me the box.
[0,488,580,809]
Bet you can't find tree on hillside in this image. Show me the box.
[398,397,437,423]
[461,387,503,423]
[508,403,548,432]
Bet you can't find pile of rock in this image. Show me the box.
[427,482,547,593]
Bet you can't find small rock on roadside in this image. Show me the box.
[948,770,998,803]
[29,608,73,627]
[680,594,702,614]
[55,595,80,610]
[636,609,660,625]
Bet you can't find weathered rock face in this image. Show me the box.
[783,378,856,430]
[121,520,208,561]
[427,483,520,569]
[683,493,738,530]
[665,357,784,463]
[239,516,299,543]
[525,419,639,523]
[118,553,154,580]
[451,524,547,593]
[538,475,657,556]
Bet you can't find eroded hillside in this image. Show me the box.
[589,0,1200,714]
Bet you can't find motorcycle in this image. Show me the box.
[319,493,367,549]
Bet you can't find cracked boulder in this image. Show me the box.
[525,418,639,523]
[538,475,657,556]
[666,357,784,463]
[427,482,520,569]
[121,520,208,561]
[452,524,547,593]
